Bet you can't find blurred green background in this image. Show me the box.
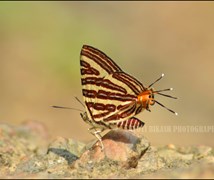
[0,2,213,146]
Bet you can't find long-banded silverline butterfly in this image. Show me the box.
[79,45,177,150]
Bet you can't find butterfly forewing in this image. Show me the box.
[80,45,145,125]
[80,45,122,76]
[81,45,122,121]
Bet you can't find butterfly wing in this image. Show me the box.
[80,45,145,125]
[90,72,145,124]
[116,117,145,130]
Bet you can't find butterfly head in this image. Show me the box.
[137,74,178,115]
[137,88,155,112]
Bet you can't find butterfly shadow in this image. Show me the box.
[47,148,79,165]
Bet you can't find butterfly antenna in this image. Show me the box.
[156,92,177,99]
[74,96,85,107]
[155,88,173,93]
[52,105,84,112]
[154,100,178,115]
[153,88,178,99]
[148,73,164,88]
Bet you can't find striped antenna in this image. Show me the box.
[155,88,173,92]
[153,88,178,99]
[148,73,164,88]
[156,92,177,99]
[79,45,177,150]
[154,100,178,115]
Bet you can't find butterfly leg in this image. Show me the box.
[88,127,104,151]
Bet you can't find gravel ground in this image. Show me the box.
[0,120,213,179]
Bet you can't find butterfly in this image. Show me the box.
[80,45,177,150]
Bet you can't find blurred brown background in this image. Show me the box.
[0,2,213,146]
